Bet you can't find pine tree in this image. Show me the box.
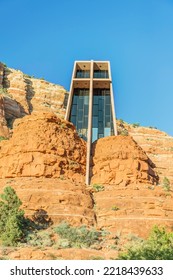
[0,186,25,245]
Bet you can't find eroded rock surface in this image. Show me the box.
[0,177,95,226]
[0,112,86,181]
[91,136,158,186]
[0,96,9,137]
[0,63,68,131]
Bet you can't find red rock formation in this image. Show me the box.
[93,184,173,238]
[117,120,173,186]
[91,135,158,185]
[0,177,95,227]
[0,63,68,131]
[0,112,86,181]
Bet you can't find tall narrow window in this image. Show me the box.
[69,89,89,141]
[92,88,113,142]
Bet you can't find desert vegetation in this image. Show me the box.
[1,186,173,259]
[118,226,173,260]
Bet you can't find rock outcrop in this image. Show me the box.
[0,63,68,131]
[129,127,173,186]
[0,112,86,181]
[0,96,9,137]
[117,120,173,186]
[91,135,158,185]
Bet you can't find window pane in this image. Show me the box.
[93,105,98,116]
[71,116,76,125]
[77,121,83,129]
[104,128,111,137]
[71,105,77,116]
[105,104,110,114]
[78,109,83,119]
[92,116,98,127]
[98,110,103,121]
[93,95,98,104]
[69,88,89,141]
[78,98,83,109]
[84,116,88,127]
[84,95,89,105]
[98,99,103,110]
[92,128,98,142]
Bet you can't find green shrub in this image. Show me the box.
[0,186,26,245]
[119,129,129,136]
[90,256,104,260]
[132,123,140,128]
[55,238,71,249]
[0,136,8,142]
[162,177,171,192]
[24,74,32,79]
[118,226,173,260]
[148,126,157,129]
[26,231,54,247]
[6,118,13,129]
[119,119,124,124]
[111,205,119,211]
[0,88,7,95]
[92,184,105,192]
[54,222,101,248]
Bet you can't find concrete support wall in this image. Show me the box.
[108,62,117,135]
[86,60,93,185]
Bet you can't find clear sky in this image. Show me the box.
[1,0,173,135]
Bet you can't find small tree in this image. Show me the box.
[0,186,26,245]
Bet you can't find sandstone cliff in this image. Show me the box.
[0,96,9,137]
[0,62,68,136]
[117,120,173,186]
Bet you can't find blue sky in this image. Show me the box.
[1,0,173,135]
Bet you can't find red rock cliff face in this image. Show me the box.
[0,63,68,133]
[117,121,173,187]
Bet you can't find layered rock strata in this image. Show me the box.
[0,177,95,226]
[0,63,68,129]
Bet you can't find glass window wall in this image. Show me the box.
[92,88,114,142]
[69,89,89,141]
[69,88,114,142]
